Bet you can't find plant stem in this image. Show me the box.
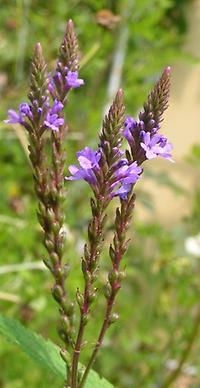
[79,192,135,387]
[79,291,116,388]
[162,307,200,388]
[71,203,105,387]
[71,317,85,387]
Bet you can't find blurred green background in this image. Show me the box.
[1,0,200,387]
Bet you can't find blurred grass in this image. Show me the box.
[0,0,200,387]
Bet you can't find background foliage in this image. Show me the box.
[0,0,200,387]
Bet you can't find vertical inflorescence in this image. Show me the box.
[28,40,76,362]
[5,21,84,386]
[124,67,172,165]
[78,68,172,387]
[5,19,173,388]
[139,66,171,128]
[70,90,127,387]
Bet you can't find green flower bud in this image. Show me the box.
[76,290,84,308]
[109,312,119,325]
[103,283,112,299]
[52,284,63,302]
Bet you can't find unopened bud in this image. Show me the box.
[84,270,92,282]
[118,270,126,281]
[82,257,88,273]
[62,263,70,279]
[109,245,116,263]
[76,290,84,308]
[43,258,53,272]
[88,290,97,304]
[61,315,71,332]
[109,312,119,325]
[52,221,60,234]
[90,198,97,216]
[82,314,89,326]
[37,211,44,228]
[65,301,74,316]
[52,284,63,302]
[60,348,70,364]
[46,208,54,223]
[49,252,59,265]
[44,238,54,252]
[108,270,118,285]
[38,201,46,215]
[103,283,112,299]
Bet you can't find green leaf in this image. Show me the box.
[0,315,113,388]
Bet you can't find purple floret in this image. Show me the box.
[124,115,137,131]
[19,103,33,119]
[66,147,101,185]
[4,103,33,125]
[77,147,101,170]
[113,184,132,200]
[4,109,23,124]
[123,116,137,144]
[111,160,142,199]
[44,100,64,131]
[50,99,64,114]
[140,131,173,161]
[65,71,84,89]
[66,146,142,200]
[116,161,142,185]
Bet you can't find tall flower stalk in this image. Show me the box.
[5,20,84,386]
[5,19,173,388]
[78,67,172,386]
[68,90,142,387]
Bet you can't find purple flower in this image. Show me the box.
[124,115,137,131]
[44,100,64,131]
[48,70,84,96]
[4,109,23,124]
[66,146,142,200]
[19,103,32,119]
[65,71,84,89]
[116,161,142,185]
[140,131,173,161]
[54,71,62,83]
[77,147,101,170]
[4,103,32,124]
[113,184,132,200]
[50,99,63,114]
[66,147,101,185]
[48,79,56,96]
[111,160,142,199]
[123,116,137,143]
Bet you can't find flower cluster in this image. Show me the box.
[123,114,173,163]
[4,98,66,132]
[66,146,142,200]
[43,99,64,131]
[123,67,173,166]
[48,68,84,98]
[4,103,33,125]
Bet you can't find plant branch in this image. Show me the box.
[79,191,135,387]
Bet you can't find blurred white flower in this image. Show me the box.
[185,234,200,257]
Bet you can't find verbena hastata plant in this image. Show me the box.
[5,20,173,388]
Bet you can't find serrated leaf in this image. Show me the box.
[0,315,113,388]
